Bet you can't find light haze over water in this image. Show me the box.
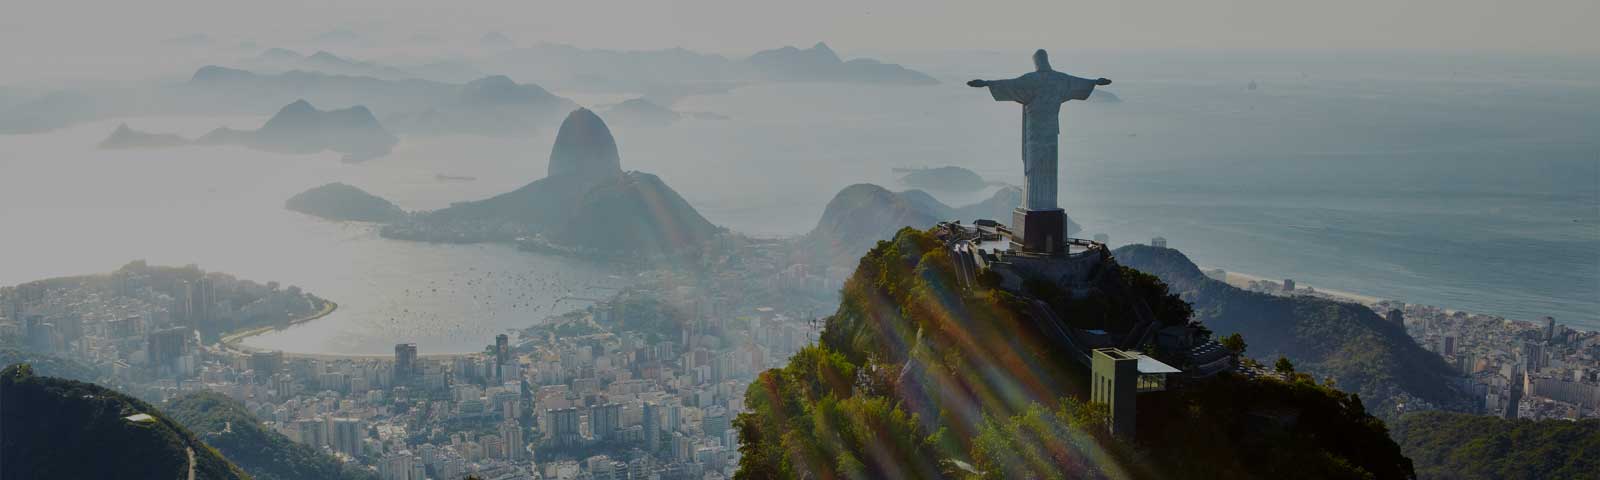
[1,51,1595,353]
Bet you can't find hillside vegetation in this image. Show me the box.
[1,364,249,479]
[1113,245,1469,417]
[736,228,1413,479]
[1394,411,1600,480]
[166,391,378,480]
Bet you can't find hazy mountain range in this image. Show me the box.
[490,41,936,99]
[242,48,487,84]
[196,99,398,161]
[98,123,189,149]
[100,99,399,161]
[0,42,930,134]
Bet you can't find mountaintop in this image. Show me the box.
[547,107,623,179]
[459,75,565,107]
[736,228,1414,479]
[195,99,398,161]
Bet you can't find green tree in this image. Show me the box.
[1219,333,1247,354]
[167,391,377,480]
[1275,356,1296,375]
[1394,411,1600,479]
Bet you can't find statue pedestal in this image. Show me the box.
[1011,208,1066,255]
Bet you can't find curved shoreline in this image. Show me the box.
[219,298,519,360]
[220,300,340,353]
[1210,268,1387,306]
[224,299,470,360]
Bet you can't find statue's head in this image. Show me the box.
[1033,49,1051,72]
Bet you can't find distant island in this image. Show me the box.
[745,42,938,85]
[95,100,400,162]
[895,165,986,192]
[97,123,189,149]
[1090,89,1122,103]
[184,67,575,138]
[285,182,406,222]
[378,108,721,262]
[195,99,398,162]
[382,74,577,136]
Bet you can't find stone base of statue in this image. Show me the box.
[1011,207,1066,255]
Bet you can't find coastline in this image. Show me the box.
[221,299,339,346]
[220,300,397,360]
[220,299,492,360]
[1208,268,1388,306]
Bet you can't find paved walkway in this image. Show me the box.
[185,447,195,480]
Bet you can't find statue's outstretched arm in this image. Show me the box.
[1096,78,1112,86]
[967,79,990,88]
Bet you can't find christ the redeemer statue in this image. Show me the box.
[968,49,1110,254]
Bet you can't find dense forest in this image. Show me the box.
[1113,245,1470,417]
[1394,411,1600,480]
[1,364,249,479]
[166,391,378,480]
[735,228,1413,479]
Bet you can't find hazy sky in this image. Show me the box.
[4,0,1596,57]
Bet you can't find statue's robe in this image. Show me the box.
[983,71,1099,211]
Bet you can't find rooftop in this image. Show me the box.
[1137,355,1183,375]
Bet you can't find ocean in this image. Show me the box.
[0,50,1595,354]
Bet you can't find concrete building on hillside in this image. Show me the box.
[1091,348,1180,438]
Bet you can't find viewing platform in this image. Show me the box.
[938,220,1109,293]
[936,220,1235,384]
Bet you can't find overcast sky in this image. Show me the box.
[4,0,1595,57]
